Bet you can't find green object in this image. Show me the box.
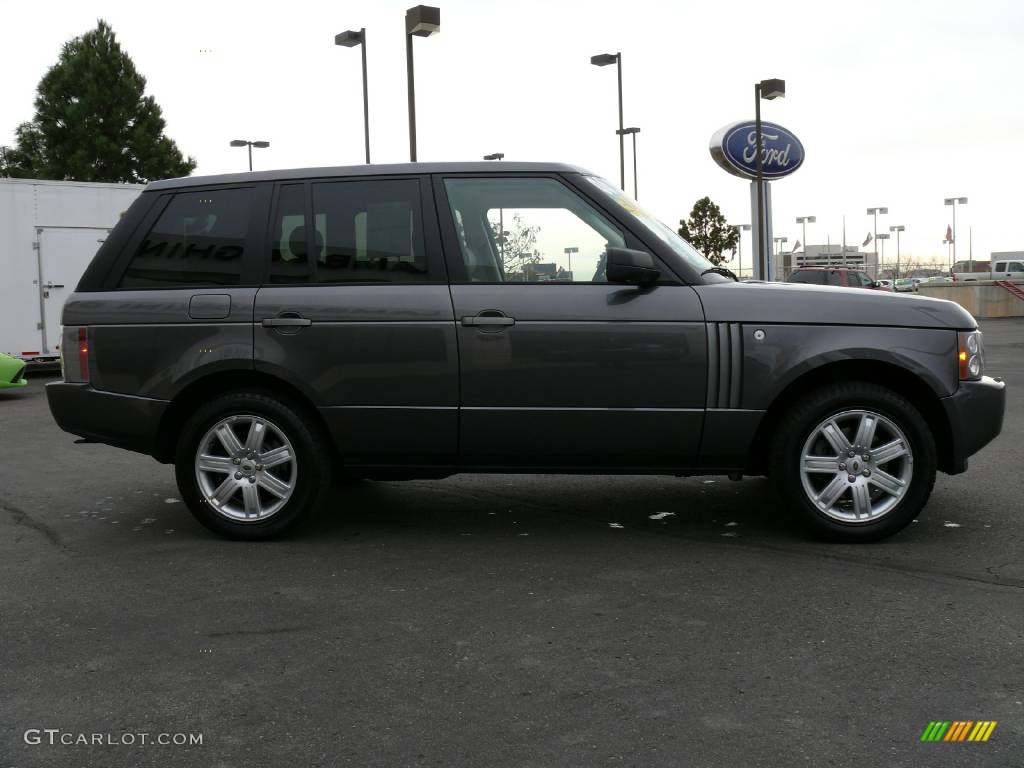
[678,196,740,267]
[0,19,195,183]
[0,352,28,389]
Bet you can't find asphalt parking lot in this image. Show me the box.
[1,318,1022,768]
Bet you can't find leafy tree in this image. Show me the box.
[1,20,195,182]
[491,213,542,275]
[678,197,739,266]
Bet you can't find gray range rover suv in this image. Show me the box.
[47,163,1005,541]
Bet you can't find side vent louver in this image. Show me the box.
[705,323,743,409]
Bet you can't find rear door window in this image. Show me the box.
[118,188,253,288]
[269,178,431,284]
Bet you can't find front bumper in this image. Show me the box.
[46,382,168,457]
[940,375,1006,474]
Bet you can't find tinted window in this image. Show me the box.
[269,179,428,284]
[855,272,874,287]
[443,177,626,283]
[993,262,1006,272]
[119,188,252,288]
[789,270,826,285]
[1009,262,1024,273]
[269,184,311,284]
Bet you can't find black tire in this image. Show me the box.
[174,391,332,540]
[770,382,937,542]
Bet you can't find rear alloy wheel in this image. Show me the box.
[771,382,936,541]
[175,392,331,540]
[194,414,298,522]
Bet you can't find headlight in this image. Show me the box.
[958,330,984,381]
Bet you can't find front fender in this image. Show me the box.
[741,325,958,409]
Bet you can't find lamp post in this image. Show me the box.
[335,28,370,164]
[773,237,788,254]
[866,206,888,278]
[889,225,905,279]
[405,5,440,162]
[943,196,967,271]
[754,78,785,281]
[485,153,506,263]
[795,215,815,255]
[591,52,624,190]
[563,247,578,280]
[616,127,640,199]
[229,139,270,171]
[875,232,890,277]
[732,224,751,278]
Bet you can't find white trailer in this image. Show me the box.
[0,178,144,361]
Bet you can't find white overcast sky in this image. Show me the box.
[2,0,1022,269]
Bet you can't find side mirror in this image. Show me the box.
[872,281,882,288]
[606,247,661,285]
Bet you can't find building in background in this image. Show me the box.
[773,244,877,280]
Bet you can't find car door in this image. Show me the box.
[434,173,706,469]
[253,175,458,466]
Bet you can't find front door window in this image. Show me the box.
[443,177,625,283]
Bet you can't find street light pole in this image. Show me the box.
[563,247,578,279]
[591,52,624,190]
[484,153,506,264]
[616,127,640,198]
[335,28,370,163]
[405,5,441,162]
[229,139,270,171]
[754,78,785,281]
[617,54,623,190]
[796,215,816,256]
[732,224,751,278]
[944,196,968,270]
[889,225,905,278]
[876,233,890,276]
[866,206,888,278]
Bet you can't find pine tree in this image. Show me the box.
[0,20,195,182]
[678,197,739,266]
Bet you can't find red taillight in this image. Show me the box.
[78,327,90,382]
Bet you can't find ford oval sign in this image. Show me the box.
[709,121,805,180]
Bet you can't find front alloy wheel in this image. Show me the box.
[772,382,937,542]
[799,409,913,523]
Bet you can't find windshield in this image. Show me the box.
[582,175,715,274]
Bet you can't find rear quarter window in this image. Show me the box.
[789,270,826,285]
[118,188,253,288]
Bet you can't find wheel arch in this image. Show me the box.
[153,370,331,464]
[747,359,955,475]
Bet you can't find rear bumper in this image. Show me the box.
[940,375,1006,474]
[46,382,168,457]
